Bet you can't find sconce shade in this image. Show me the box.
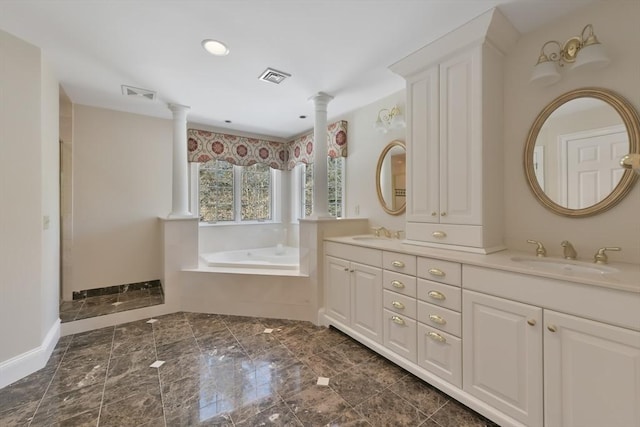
[390,112,405,129]
[571,42,610,72]
[530,60,561,86]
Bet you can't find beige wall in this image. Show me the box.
[504,1,640,264]
[0,29,58,367]
[69,105,172,298]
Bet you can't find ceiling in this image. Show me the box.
[0,0,595,139]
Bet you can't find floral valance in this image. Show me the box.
[187,120,348,171]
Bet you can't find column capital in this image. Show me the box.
[308,92,334,110]
[168,103,191,114]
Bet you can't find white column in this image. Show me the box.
[168,103,192,218]
[309,92,334,218]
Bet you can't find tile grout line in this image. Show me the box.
[26,335,73,426]
[95,325,117,427]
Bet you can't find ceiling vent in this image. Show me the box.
[258,68,291,84]
[121,85,157,100]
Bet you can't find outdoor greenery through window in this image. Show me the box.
[302,157,344,218]
[199,161,272,222]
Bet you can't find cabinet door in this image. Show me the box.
[406,66,439,224]
[418,323,461,387]
[325,256,350,325]
[544,310,640,427]
[383,309,417,362]
[350,262,383,343]
[439,48,482,225]
[463,290,543,427]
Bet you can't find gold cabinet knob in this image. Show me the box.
[391,315,406,326]
[427,331,446,343]
[432,231,447,238]
[391,280,404,289]
[431,212,437,216]
[428,268,445,277]
[547,325,557,332]
[391,301,405,310]
[427,290,446,300]
[527,319,536,326]
[441,212,447,216]
[391,260,405,268]
[429,314,446,325]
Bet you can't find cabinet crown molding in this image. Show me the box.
[389,8,519,78]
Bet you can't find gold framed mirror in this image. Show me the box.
[376,140,406,215]
[524,88,639,217]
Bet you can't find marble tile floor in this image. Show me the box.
[59,287,165,323]
[0,313,499,427]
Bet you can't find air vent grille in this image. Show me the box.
[121,85,156,100]
[258,68,291,84]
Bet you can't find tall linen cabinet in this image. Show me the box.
[390,9,518,253]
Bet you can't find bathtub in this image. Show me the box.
[200,245,299,270]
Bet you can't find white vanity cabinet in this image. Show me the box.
[324,242,383,344]
[544,310,640,427]
[462,290,543,427]
[390,11,516,253]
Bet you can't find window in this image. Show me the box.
[199,161,274,223]
[299,157,344,218]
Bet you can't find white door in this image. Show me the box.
[565,126,628,208]
[462,290,543,427]
[325,256,350,325]
[350,262,382,343]
[544,310,640,427]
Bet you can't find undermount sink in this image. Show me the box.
[510,256,619,275]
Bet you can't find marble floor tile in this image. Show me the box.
[0,313,501,427]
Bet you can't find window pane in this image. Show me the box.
[241,163,271,221]
[303,157,344,218]
[304,163,313,217]
[199,161,234,222]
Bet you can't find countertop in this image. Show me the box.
[324,235,640,294]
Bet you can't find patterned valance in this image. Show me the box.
[187,120,348,171]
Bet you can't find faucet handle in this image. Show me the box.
[393,230,404,239]
[527,239,547,257]
[371,227,382,237]
[593,247,621,264]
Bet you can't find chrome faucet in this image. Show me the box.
[527,239,547,257]
[593,247,621,264]
[561,241,577,260]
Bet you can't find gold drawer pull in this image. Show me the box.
[427,331,446,343]
[428,290,446,300]
[428,268,445,277]
[429,314,446,325]
[391,301,405,310]
[391,260,405,268]
[391,315,405,326]
[391,280,405,289]
[432,231,447,238]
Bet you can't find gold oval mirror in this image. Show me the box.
[524,88,639,217]
[376,140,406,215]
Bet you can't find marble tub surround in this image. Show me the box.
[0,313,497,427]
[60,285,164,323]
[72,279,162,300]
[326,235,640,292]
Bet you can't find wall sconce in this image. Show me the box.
[620,153,640,175]
[375,105,405,133]
[530,24,610,86]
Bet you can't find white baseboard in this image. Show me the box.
[0,318,61,389]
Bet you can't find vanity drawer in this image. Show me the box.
[383,309,417,363]
[384,290,417,319]
[383,251,417,275]
[417,301,461,337]
[417,257,461,286]
[417,323,462,388]
[383,270,417,298]
[417,279,461,312]
[325,242,382,267]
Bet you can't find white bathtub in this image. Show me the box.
[200,245,299,270]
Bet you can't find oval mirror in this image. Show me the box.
[376,140,406,215]
[524,88,639,217]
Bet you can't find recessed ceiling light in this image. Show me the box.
[202,39,229,56]
[224,120,232,123]
[299,115,307,119]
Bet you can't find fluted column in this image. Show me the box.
[168,103,192,218]
[309,92,334,218]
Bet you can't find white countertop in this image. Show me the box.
[325,235,640,294]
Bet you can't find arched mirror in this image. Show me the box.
[376,140,406,215]
[524,88,639,217]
